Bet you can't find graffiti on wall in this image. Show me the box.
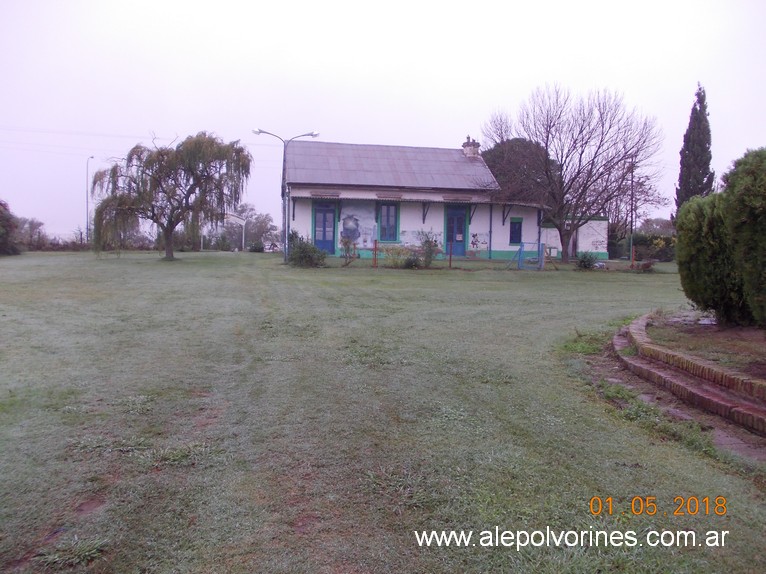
[470,233,489,251]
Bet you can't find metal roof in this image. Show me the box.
[285,141,499,192]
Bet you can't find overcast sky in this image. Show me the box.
[1,0,764,237]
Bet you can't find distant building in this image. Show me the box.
[541,218,609,261]
[285,137,545,260]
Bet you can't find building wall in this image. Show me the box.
[577,219,609,258]
[292,199,313,240]
[291,198,544,260]
[541,219,609,260]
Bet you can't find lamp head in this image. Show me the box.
[252,129,263,135]
[310,131,319,138]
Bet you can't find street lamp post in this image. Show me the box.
[629,163,635,269]
[225,213,249,252]
[86,155,94,244]
[253,129,319,262]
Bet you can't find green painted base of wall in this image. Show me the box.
[331,247,609,261]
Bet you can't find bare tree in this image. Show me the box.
[637,217,674,237]
[481,110,514,147]
[13,217,48,250]
[512,85,662,262]
[603,173,669,245]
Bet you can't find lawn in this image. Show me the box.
[1,252,763,573]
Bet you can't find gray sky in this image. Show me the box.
[1,0,764,237]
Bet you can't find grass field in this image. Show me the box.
[1,252,764,573]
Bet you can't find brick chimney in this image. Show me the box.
[462,135,481,158]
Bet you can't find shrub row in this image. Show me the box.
[676,148,766,327]
[608,234,675,262]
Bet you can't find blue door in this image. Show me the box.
[446,206,466,256]
[314,203,336,254]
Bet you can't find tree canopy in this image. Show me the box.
[674,84,715,220]
[480,137,550,206]
[0,199,20,255]
[92,132,251,260]
[723,147,766,326]
[220,203,277,251]
[637,217,675,237]
[676,147,766,328]
[483,86,662,262]
[602,174,668,245]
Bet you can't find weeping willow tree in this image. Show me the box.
[92,132,251,260]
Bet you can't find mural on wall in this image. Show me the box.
[470,232,489,251]
[341,214,360,241]
[339,201,377,248]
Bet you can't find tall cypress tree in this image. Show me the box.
[674,84,715,220]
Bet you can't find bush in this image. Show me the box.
[607,238,624,260]
[416,230,440,268]
[676,194,753,325]
[723,148,766,326]
[575,252,598,270]
[402,254,421,269]
[249,240,265,253]
[288,236,326,267]
[340,236,356,265]
[204,233,231,252]
[380,245,411,268]
[631,233,675,262]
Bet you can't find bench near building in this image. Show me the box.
[284,137,608,261]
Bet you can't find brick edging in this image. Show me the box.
[626,315,766,403]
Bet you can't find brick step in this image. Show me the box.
[626,316,766,404]
[613,330,766,436]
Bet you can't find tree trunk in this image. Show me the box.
[163,228,175,260]
[190,209,201,251]
[559,228,574,263]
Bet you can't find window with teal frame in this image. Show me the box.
[379,203,398,242]
[509,217,523,244]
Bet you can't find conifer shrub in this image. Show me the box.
[676,194,753,325]
[723,148,766,326]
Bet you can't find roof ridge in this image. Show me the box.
[289,140,465,153]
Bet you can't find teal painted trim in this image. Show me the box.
[331,249,543,261]
[326,247,609,262]
[467,250,540,260]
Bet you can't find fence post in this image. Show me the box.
[373,240,378,268]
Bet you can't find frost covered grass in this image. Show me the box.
[0,251,763,573]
